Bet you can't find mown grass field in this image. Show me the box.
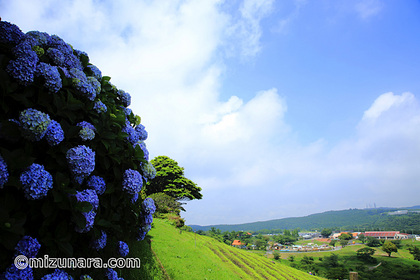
[148,218,325,279]
[260,239,420,279]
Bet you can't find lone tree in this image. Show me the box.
[356,247,376,262]
[146,156,202,200]
[321,228,332,238]
[382,241,398,257]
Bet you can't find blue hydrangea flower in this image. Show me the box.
[74,49,88,59]
[134,141,149,161]
[19,108,51,141]
[76,121,96,131]
[74,189,99,211]
[123,107,132,117]
[66,145,95,184]
[135,124,148,141]
[131,192,139,204]
[6,43,39,86]
[49,35,83,70]
[0,21,24,45]
[36,62,62,93]
[65,54,83,70]
[20,163,53,200]
[122,169,143,195]
[11,36,37,59]
[58,66,71,78]
[86,175,106,195]
[117,89,131,107]
[122,121,139,145]
[14,235,41,258]
[90,230,107,251]
[77,121,96,141]
[141,143,149,161]
[69,67,86,81]
[80,275,93,280]
[93,100,107,113]
[140,161,156,182]
[87,76,101,95]
[73,189,98,232]
[47,47,65,66]
[118,241,129,257]
[70,68,97,101]
[0,155,9,188]
[45,120,64,146]
[50,35,73,54]
[105,268,124,280]
[76,210,97,233]
[79,127,95,141]
[87,64,102,81]
[143,213,153,226]
[3,264,33,280]
[73,78,96,101]
[26,31,51,47]
[137,229,147,241]
[136,224,152,241]
[142,198,156,215]
[41,268,72,280]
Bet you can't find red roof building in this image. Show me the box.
[232,240,245,247]
[363,231,399,239]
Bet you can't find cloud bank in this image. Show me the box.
[2,0,419,225]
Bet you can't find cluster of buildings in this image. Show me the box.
[231,230,418,251]
[329,231,412,240]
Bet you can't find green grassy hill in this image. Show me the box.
[147,218,325,279]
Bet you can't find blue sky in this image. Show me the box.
[2,0,420,225]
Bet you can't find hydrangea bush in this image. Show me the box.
[0,21,156,279]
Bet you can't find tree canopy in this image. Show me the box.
[321,228,332,238]
[408,245,420,261]
[382,241,398,257]
[146,156,202,200]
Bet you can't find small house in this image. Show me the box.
[232,240,245,248]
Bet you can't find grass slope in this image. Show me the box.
[149,218,325,279]
[119,234,166,280]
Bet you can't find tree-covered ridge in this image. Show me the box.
[0,21,156,279]
[190,207,420,233]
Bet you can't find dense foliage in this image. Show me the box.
[408,245,420,261]
[0,21,156,279]
[146,156,202,200]
[148,192,185,215]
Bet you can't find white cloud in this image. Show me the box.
[225,0,274,58]
[185,92,420,224]
[361,92,415,122]
[273,0,307,34]
[354,0,383,20]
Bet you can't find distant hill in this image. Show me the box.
[189,205,420,232]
